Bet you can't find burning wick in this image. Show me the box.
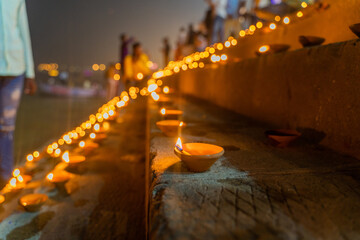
[79,141,85,148]
[179,121,184,127]
[160,108,166,115]
[47,173,54,181]
[175,137,183,151]
[94,123,100,132]
[90,133,96,139]
[62,151,70,163]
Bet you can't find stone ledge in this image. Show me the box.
[147,96,360,240]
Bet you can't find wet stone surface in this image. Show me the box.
[148,95,360,240]
[0,98,146,240]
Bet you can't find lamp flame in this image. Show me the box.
[175,137,183,151]
[160,108,166,115]
[47,173,54,181]
[90,133,96,139]
[9,178,17,187]
[79,141,85,148]
[62,151,70,163]
[17,175,24,183]
[94,123,100,132]
[179,121,184,127]
[259,45,270,53]
[13,168,20,177]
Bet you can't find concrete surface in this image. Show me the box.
[178,39,360,159]
[148,95,360,240]
[0,98,146,240]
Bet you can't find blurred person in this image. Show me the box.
[203,4,214,43]
[105,63,117,100]
[207,0,228,44]
[0,0,36,182]
[174,42,184,61]
[177,27,187,46]
[119,33,133,74]
[194,32,208,52]
[225,0,240,38]
[162,37,171,67]
[124,43,152,88]
[187,24,196,45]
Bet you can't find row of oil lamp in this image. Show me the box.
[0,85,166,211]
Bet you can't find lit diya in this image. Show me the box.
[156,120,186,137]
[93,122,110,134]
[79,140,99,150]
[160,108,183,120]
[265,129,301,147]
[256,44,290,56]
[62,151,86,166]
[47,172,71,195]
[174,138,224,172]
[19,193,48,212]
[299,36,325,47]
[89,132,107,143]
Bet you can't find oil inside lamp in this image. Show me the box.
[174,138,225,172]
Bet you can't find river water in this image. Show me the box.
[14,94,105,165]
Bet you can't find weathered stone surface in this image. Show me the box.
[148,96,360,240]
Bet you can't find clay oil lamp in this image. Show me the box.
[78,140,99,155]
[256,44,290,56]
[160,108,183,120]
[299,36,325,47]
[62,151,86,167]
[156,120,186,137]
[349,23,360,38]
[174,138,225,172]
[47,172,71,195]
[265,129,301,147]
[19,193,48,212]
[90,132,107,143]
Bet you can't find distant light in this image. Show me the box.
[249,25,256,32]
[301,2,308,8]
[216,43,224,51]
[239,30,246,37]
[92,64,99,71]
[114,74,120,81]
[269,23,277,30]
[231,39,237,46]
[225,41,231,48]
[137,73,144,80]
[99,64,106,71]
[297,11,304,18]
[256,22,263,29]
[275,16,281,22]
[220,54,228,61]
[115,63,121,70]
[259,45,270,53]
[283,17,290,24]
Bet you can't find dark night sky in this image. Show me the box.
[26,0,207,69]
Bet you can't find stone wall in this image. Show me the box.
[177,39,360,158]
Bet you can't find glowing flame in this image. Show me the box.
[269,23,276,30]
[9,178,17,187]
[103,113,109,119]
[163,86,170,94]
[108,110,115,116]
[94,123,100,132]
[297,11,303,18]
[259,45,270,53]
[301,1,307,8]
[175,138,183,151]
[179,121,184,127]
[17,175,24,183]
[220,54,228,61]
[26,154,34,162]
[47,173,54,181]
[116,100,125,108]
[13,168,20,177]
[283,17,290,24]
[90,133,96,139]
[160,108,166,115]
[137,73,144,80]
[62,151,70,163]
[151,92,160,101]
[148,84,158,92]
[79,141,85,148]
[55,148,61,156]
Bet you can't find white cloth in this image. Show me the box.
[0,0,35,78]
[212,0,228,19]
